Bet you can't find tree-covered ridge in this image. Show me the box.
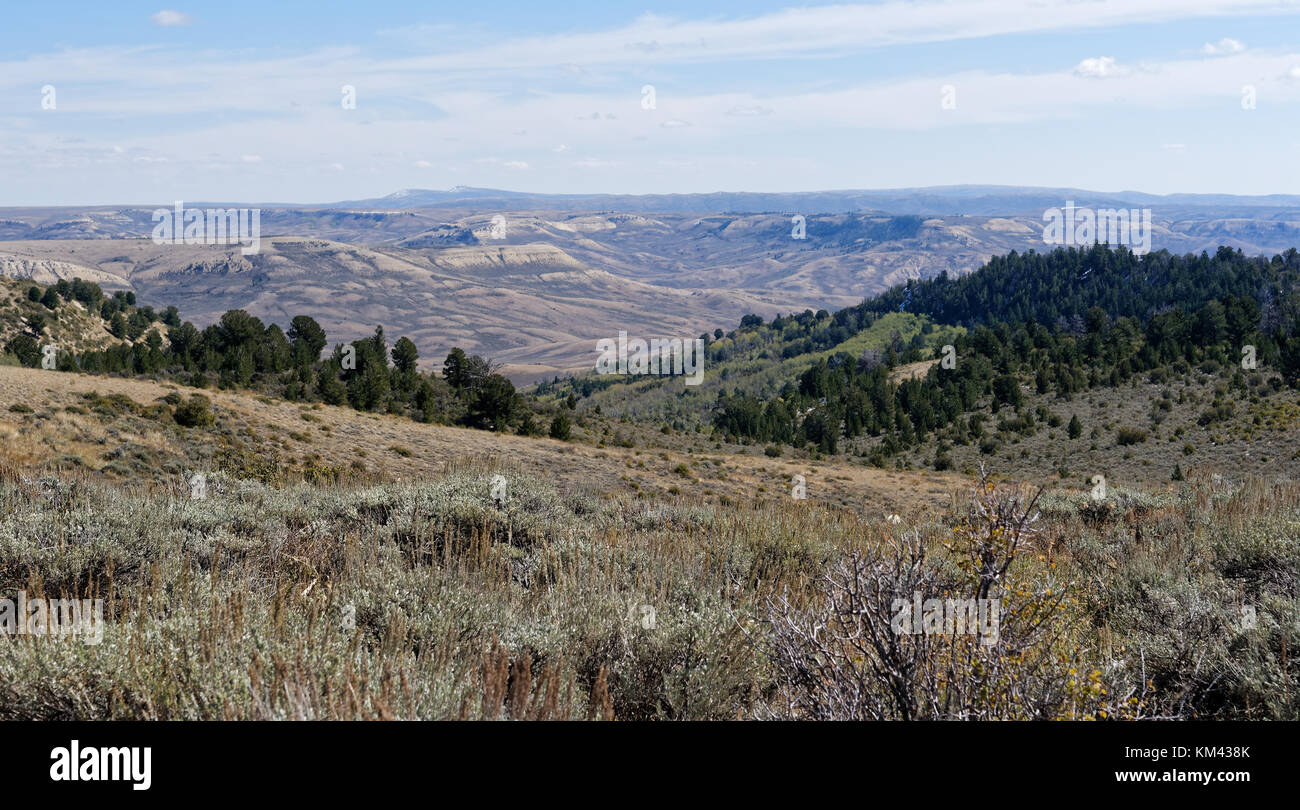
[863,244,1300,331]
[2,278,574,438]
[1,277,176,365]
[549,245,1300,428]
[712,245,1300,459]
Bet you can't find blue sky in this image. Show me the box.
[4,0,1300,205]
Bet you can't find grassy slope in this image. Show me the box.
[0,365,964,515]
[844,364,1300,491]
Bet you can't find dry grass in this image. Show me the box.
[0,365,964,513]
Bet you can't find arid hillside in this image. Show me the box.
[0,364,965,515]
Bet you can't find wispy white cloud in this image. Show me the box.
[1074,56,1127,78]
[1203,37,1246,55]
[150,10,192,27]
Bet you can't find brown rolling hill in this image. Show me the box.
[0,364,966,515]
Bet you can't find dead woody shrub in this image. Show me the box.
[767,471,1096,720]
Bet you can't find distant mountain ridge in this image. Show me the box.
[326,185,1300,218]
[5,185,1299,220]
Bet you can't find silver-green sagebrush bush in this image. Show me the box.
[0,466,1295,720]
